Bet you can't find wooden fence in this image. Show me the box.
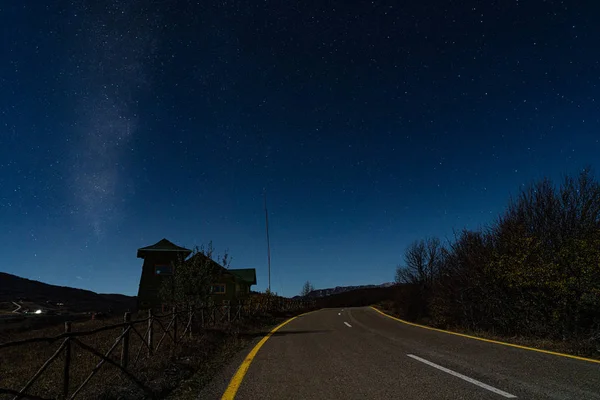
[0,299,314,400]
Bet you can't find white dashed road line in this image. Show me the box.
[407,354,517,398]
[344,322,352,328]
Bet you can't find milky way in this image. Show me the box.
[69,1,160,238]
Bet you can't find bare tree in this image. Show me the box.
[160,242,231,308]
[395,237,443,287]
[300,281,314,297]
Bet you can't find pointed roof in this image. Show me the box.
[137,239,192,259]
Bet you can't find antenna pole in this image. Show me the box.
[264,191,272,293]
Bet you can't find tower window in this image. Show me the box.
[155,265,173,275]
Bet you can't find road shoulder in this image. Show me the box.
[169,312,316,400]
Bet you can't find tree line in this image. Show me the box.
[394,169,600,348]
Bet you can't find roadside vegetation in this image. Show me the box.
[388,168,600,357]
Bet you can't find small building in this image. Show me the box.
[136,238,257,309]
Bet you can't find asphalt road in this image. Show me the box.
[201,307,600,399]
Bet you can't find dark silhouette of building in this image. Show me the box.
[136,238,257,309]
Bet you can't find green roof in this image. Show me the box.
[229,269,257,285]
[137,239,192,258]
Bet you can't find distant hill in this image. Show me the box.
[0,272,136,313]
[315,284,405,309]
[293,282,396,299]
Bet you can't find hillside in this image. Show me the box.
[294,282,395,299]
[314,284,404,308]
[0,272,136,313]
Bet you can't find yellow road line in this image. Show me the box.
[221,310,318,400]
[370,306,600,365]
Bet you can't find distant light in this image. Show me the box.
[35,309,42,314]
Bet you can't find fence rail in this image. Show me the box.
[0,298,315,400]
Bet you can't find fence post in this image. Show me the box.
[188,304,193,338]
[172,306,178,345]
[63,321,72,399]
[121,312,131,369]
[227,305,231,323]
[147,309,153,356]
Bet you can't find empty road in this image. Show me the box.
[201,307,600,399]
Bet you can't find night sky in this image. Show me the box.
[1,1,599,297]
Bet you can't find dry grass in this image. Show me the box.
[1,311,212,399]
[2,313,136,399]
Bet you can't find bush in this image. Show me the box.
[393,169,600,350]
